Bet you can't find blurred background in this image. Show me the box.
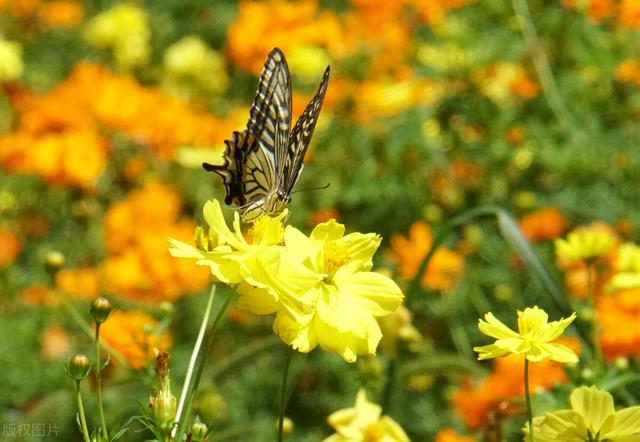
[1,0,640,441]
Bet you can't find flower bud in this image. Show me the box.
[149,351,176,434]
[68,354,91,381]
[44,250,65,269]
[90,297,113,324]
[276,417,293,437]
[191,421,208,441]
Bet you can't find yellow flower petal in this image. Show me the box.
[478,312,521,339]
[235,282,278,315]
[203,199,245,249]
[570,386,615,435]
[610,406,640,438]
[332,268,404,316]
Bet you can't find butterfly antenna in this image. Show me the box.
[291,182,330,195]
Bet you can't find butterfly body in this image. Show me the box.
[203,48,330,222]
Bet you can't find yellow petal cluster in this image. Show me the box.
[323,389,409,442]
[162,36,229,99]
[474,306,579,363]
[170,200,404,362]
[0,38,23,82]
[83,4,151,70]
[555,225,617,263]
[609,242,640,291]
[525,385,640,442]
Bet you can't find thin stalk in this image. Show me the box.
[75,381,91,442]
[58,292,127,367]
[586,261,603,366]
[173,284,217,437]
[174,288,232,441]
[512,0,585,141]
[524,358,535,442]
[381,357,398,413]
[278,350,294,442]
[95,324,108,441]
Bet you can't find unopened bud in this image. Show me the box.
[90,297,113,324]
[68,354,91,381]
[191,421,208,441]
[45,250,65,269]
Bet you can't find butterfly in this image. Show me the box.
[203,47,330,222]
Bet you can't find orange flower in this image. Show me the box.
[99,310,172,370]
[37,0,83,27]
[452,339,579,429]
[1,61,236,189]
[390,221,464,292]
[310,208,340,226]
[509,71,540,99]
[412,0,478,25]
[55,267,100,299]
[21,284,59,307]
[518,207,569,243]
[41,325,71,360]
[588,0,616,22]
[618,0,640,28]
[0,227,21,269]
[100,181,209,301]
[505,125,525,145]
[435,428,477,442]
[0,0,41,18]
[226,0,344,75]
[614,59,640,85]
[598,288,640,360]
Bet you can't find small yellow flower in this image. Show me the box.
[323,389,409,442]
[83,4,151,70]
[525,385,640,442]
[555,225,617,263]
[0,38,24,82]
[272,220,404,363]
[378,305,422,357]
[162,36,229,98]
[474,306,579,363]
[609,242,640,291]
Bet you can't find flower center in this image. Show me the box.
[362,422,385,441]
[246,215,284,245]
[320,240,351,277]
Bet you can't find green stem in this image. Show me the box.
[524,358,535,442]
[75,381,91,442]
[586,261,603,367]
[511,0,585,141]
[95,324,108,441]
[58,292,127,367]
[278,350,294,442]
[174,287,232,441]
[381,357,397,413]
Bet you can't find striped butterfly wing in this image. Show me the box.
[283,66,330,194]
[203,48,291,207]
[247,48,292,185]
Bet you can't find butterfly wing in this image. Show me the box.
[203,48,291,207]
[247,48,292,184]
[203,130,275,206]
[283,65,330,194]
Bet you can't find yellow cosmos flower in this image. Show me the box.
[169,199,321,317]
[525,385,640,442]
[474,306,578,363]
[555,225,617,263]
[609,242,640,291]
[0,38,24,82]
[272,220,404,363]
[323,389,409,442]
